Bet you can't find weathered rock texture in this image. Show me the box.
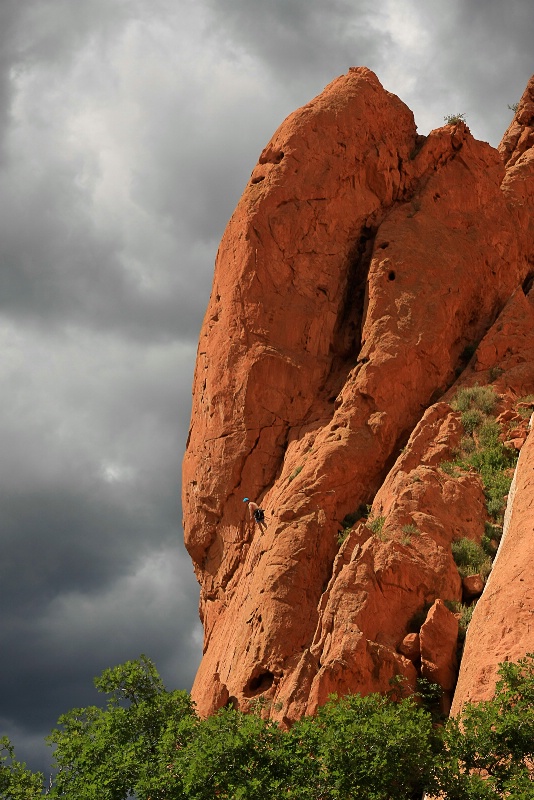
[183,68,534,721]
[451,420,534,713]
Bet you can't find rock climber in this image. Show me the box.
[243,497,265,525]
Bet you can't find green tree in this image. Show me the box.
[47,655,196,799]
[175,706,285,800]
[435,653,534,798]
[6,652,534,799]
[0,737,43,799]
[284,692,439,799]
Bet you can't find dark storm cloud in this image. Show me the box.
[0,323,202,772]
[402,0,534,144]
[201,0,533,145]
[0,0,224,342]
[203,0,389,102]
[0,0,532,781]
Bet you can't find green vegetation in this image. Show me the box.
[4,653,534,799]
[451,384,497,415]
[442,385,517,520]
[460,407,483,433]
[287,465,303,481]
[508,102,519,113]
[0,737,44,799]
[400,522,420,545]
[444,112,467,125]
[444,600,476,643]
[337,527,351,546]
[437,655,534,798]
[367,514,385,535]
[401,523,420,536]
[516,394,534,417]
[482,521,502,557]
[451,537,492,579]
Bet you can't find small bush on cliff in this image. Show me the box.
[337,526,351,546]
[482,521,502,557]
[447,386,517,520]
[444,112,467,125]
[466,419,516,520]
[287,464,303,481]
[444,600,476,642]
[452,384,497,415]
[461,408,483,434]
[367,514,385,535]
[452,537,492,579]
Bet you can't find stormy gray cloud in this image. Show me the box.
[0,0,531,776]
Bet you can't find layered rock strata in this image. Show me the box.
[183,69,534,720]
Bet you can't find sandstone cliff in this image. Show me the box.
[183,68,534,721]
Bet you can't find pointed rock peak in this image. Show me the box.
[499,74,534,168]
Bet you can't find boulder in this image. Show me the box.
[420,600,459,694]
[462,575,484,600]
[399,633,420,661]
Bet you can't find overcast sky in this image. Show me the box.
[0,0,532,775]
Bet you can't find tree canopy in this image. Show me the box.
[2,653,533,799]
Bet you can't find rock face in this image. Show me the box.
[420,600,458,713]
[451,421,534,713]
[183,69,534,721]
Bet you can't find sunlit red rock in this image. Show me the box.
[183,68,534,720]
[462,574,484,601]
[451,426,534,713]
[420,600,458,691]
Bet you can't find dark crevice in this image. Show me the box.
[377,428,413,486]
[245,669,275,696]
[522,271,534,295]
[317,224,378,404]
[334,224,377,357]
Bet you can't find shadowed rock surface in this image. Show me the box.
[183,69,534,720]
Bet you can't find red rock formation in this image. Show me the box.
[183,68,534,720]
[420,599,458,713]
[451,420,534,713]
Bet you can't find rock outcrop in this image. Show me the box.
[183,69,534,720]
[451,416,534,713]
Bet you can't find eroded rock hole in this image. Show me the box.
[388,271,396,281]
[251,175,265,184]
[522,271,534,295]
[246,670,274,695]
[259,147,284,165]
[379,241,389,249]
